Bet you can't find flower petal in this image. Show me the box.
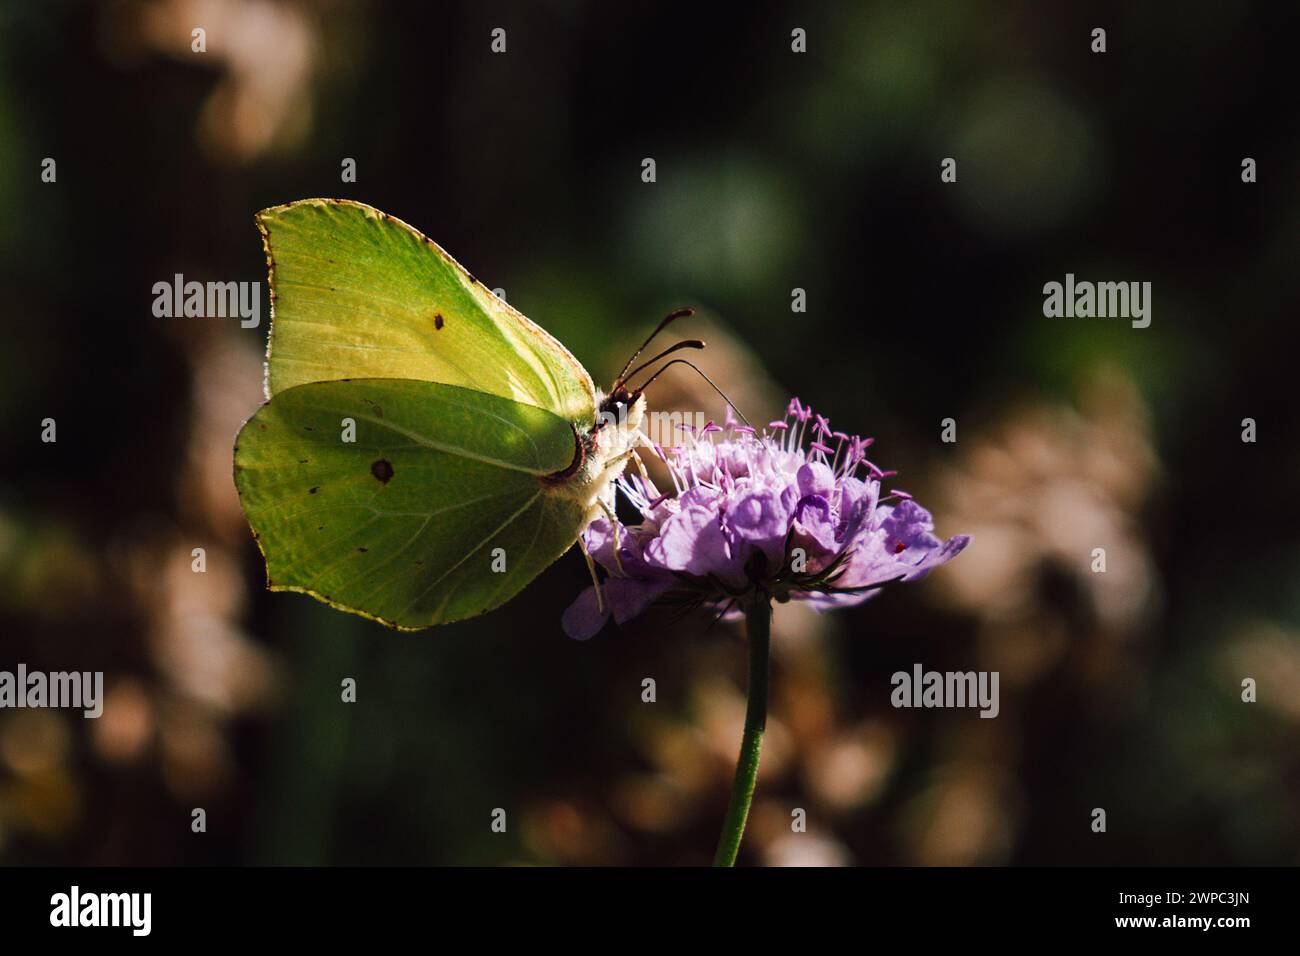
[726,486,793,569]
[561,585,611,640]
[647,504,742,584]
[791,494,839,563]
[606,577,675,625]
[796,461,835,499]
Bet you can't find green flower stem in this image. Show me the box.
[712,596,772,867]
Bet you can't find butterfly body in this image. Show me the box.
[234,199,647,630]
[549,390,646,514]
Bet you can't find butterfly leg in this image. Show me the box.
[598,499,628,577]
[578,533,607,615]
[628,447,658,496]
[600,442,661,503]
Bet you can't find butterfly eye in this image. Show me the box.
[603,401,628,428]
[598,389,632,426]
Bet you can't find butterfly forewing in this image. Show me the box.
[257,199,596,424]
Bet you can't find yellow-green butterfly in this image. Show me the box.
[234,199,699,630]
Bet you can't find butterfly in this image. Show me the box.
[234,199,702,630]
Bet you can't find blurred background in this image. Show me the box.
[0,0,1297,866]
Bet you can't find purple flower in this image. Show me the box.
[562,401,971,639]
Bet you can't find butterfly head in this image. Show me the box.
[597,381,642,428]
[592,384,646,456]
[546,308,749,523]
[589,305,748,445]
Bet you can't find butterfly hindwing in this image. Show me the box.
[256,199,596,423]
[233,378,588,629]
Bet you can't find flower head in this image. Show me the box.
[562,400,970,639]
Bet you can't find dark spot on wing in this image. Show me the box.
[358,547,369,553]
[371,458,394,484]
[308,486,320,495]
[434,313,445,330]
[299,459,309,464]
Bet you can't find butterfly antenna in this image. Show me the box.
[613,307,695,388]
[622,339,706,384]
[629,359,752,427]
